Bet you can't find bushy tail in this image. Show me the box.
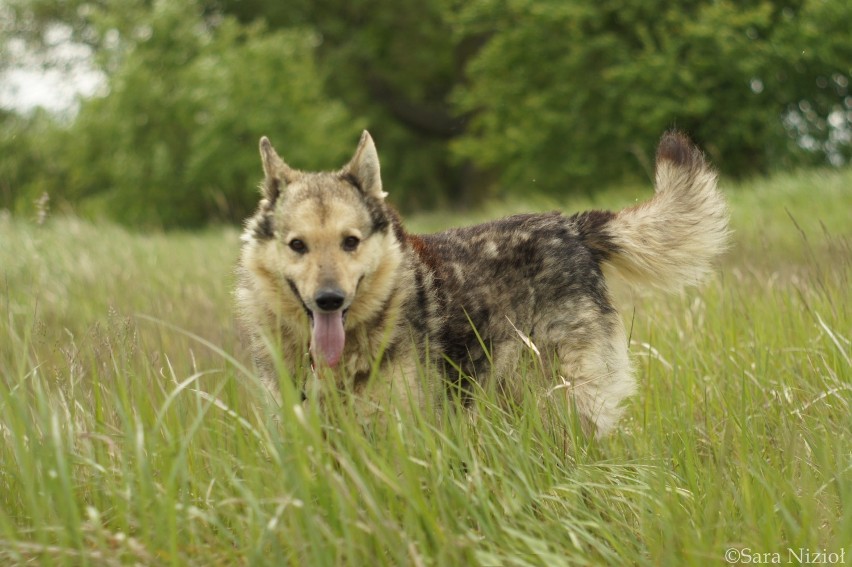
[598,131,730,291]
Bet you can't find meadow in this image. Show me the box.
[1,167,849,566]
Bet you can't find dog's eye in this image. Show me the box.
[342,236,360,252]
[289,239,307,254]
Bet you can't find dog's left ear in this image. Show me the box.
[343,131,387,200]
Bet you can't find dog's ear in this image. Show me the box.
[259,136,297,201]
[343,131,387,200]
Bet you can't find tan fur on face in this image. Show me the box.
[251,176,405,330]
[278,192,371,311]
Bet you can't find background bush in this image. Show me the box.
[2,0,850,227]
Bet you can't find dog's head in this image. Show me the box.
[242,132,404,368]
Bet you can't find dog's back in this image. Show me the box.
[401,213,614,396]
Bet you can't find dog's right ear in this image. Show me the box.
[259,136,297,201]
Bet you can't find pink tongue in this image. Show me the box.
[311,311,345,367]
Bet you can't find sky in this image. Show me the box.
[0,26,105,114]
[0,66,103,113]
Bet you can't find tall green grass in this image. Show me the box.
[1,168,849,565]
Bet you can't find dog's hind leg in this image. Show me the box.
[552,315,636,437]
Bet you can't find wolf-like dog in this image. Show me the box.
[236,131,728,436]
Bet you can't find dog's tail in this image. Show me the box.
[581,131,730,291]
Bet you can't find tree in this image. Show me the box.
[5,0,359,227]
[2,0,850,227]
[215,0,481,207]
[451,0,852,194]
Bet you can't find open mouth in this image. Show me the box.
[285,278,355,369]
[308,308,348,368]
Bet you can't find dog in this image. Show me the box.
[236,130,728,436]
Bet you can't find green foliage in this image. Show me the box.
[73,16,357,226]
[6,0,359,227]
[222,0,474,207]
[0,111,34,211]
[2,0,851,226]
[1,168,850,564]
[452,0,852,193]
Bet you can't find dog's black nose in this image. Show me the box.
[315,289,345,312]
